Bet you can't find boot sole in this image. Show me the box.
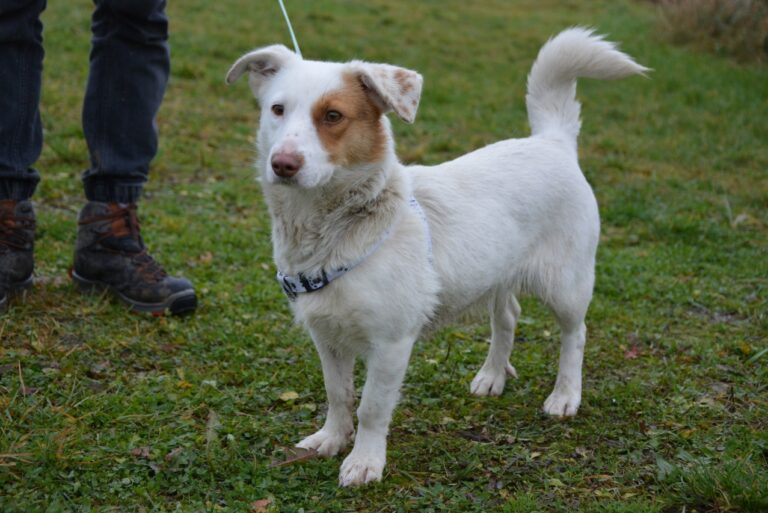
[71,270,197,316]
[0,275,34,313]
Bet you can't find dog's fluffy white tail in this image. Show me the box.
[526,27,648,145]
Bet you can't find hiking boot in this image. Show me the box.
[71,201,197,315]
[0,199,35,313]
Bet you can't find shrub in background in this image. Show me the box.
[657,0,768,62]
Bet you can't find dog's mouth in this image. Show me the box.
[273,175,299,186]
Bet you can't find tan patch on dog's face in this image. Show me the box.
[311,73,386,167]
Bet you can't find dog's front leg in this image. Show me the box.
[297,336,355,456]
[339,336,415,487]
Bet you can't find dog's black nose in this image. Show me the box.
[271,152,304,178]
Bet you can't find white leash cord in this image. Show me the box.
[277,0,302,58]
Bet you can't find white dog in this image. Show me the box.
[227,28,647,486]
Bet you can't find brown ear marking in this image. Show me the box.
[394,69,415,94]
[311,73,387,167]
[349,61,423,124]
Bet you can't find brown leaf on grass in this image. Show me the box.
[87,360,111,379]
[58,334,84,347]
[86,380,108,392]
[21,386,39,396]
[188,252,214,267]
[486,477,503,491]
[130,446,151,459]
[269,447,318,468]
[164,447,183,462]
[278,391,299,401]
[574,446,591,459]
[624,344,641,359]
[457,429,493,443]
[250,498,273,513]
[585,474,614,482]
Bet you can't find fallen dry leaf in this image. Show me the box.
[130,447,151,459]
[624,344,641,359]
[20,386,40,396]
[87,360,111,379]
[164,447,183,462]
[250,498,272,513]
[279,391,299,401]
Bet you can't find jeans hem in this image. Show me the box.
[0,172,40,200]
[83,179,143,203]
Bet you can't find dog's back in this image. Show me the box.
[410,28,648,321]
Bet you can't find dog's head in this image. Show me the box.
[227,45,423,189]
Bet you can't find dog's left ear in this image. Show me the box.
[350,62,423,124]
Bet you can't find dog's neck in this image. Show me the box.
[263,155,406,275]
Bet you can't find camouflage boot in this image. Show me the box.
[0,199,35,313]
[71,201,197,315]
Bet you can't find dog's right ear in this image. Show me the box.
[225,44,297,89]
[349,61,424,124]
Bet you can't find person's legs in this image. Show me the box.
[0,0,45,312]
[74,0,197,316]
[81,0,169,202]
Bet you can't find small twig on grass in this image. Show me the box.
[0,453,34,467]
[722,196,734,226]
[397,467,425,484]
[17,362,26,397]
[269,447,318,467]
[205,409,222,451]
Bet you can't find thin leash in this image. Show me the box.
[277,0,302,58]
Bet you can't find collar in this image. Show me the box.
[276,196,432,301]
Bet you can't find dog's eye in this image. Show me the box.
[271,104,284,116]
[324,110,343,124]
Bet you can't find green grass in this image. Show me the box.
[1,0,767,511]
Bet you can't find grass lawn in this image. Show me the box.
[1,0,767,511]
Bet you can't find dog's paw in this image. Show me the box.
[296,429,351,457]
[470,362,517,396]
[543,388,581,417]
[338,451,385,487]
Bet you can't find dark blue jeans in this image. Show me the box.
[0,0,169,203]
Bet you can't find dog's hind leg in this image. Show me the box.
[542,272,593,417]
[470,290,520,396]
[339,335,416,486]
[297,335,356,457]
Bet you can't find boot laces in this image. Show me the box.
[131,250,168,282]
[0,202,34,251]
[81,204,168,282]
